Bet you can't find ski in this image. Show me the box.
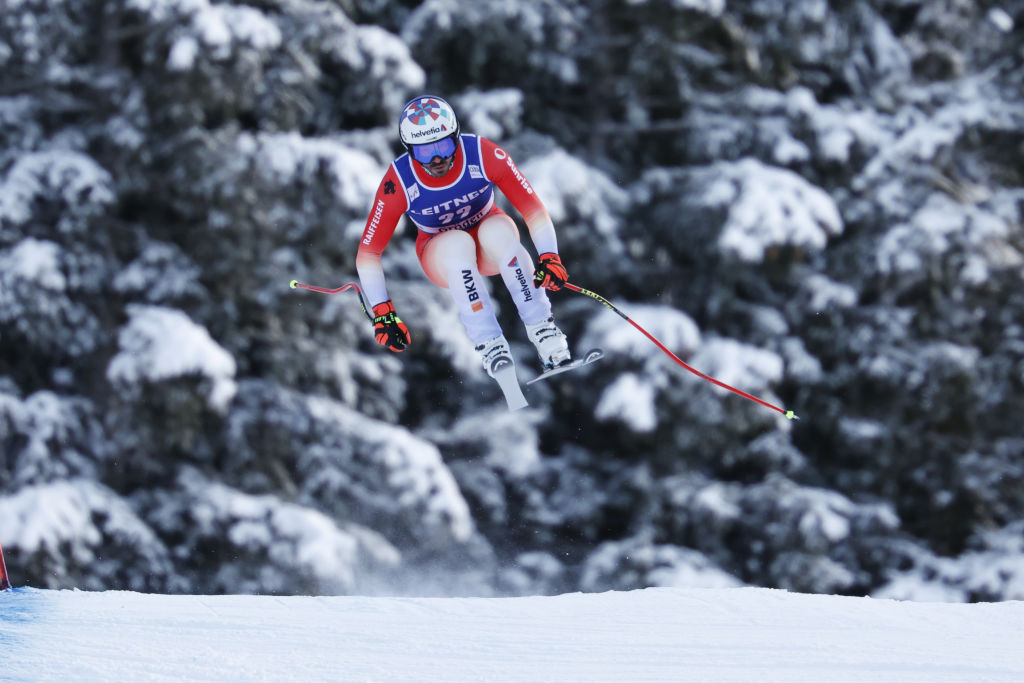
[490,357,529,410]
[526,349,603,385]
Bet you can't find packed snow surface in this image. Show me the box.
[2,586,1022,681]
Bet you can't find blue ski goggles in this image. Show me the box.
[410,136,457,164]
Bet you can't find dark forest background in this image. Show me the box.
[2,0,1023,600]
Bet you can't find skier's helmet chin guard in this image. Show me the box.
[399,96,460,161]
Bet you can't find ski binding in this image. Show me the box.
[526,348,603,385]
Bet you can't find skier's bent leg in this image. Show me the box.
[477,216,569,367]
[422,230,502,344]
[477,215,552,325]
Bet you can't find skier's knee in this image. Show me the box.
[478,216,518,257]
[435,229,477,265]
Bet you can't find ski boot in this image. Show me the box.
[524,317,571,370]
[475,335,528,410]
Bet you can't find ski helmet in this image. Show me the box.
[399,96,460,151]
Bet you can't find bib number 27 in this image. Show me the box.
[439,205,474,225]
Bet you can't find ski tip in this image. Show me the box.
[785,410,800,421]
[507,396,529,411]
[289,279,298,289]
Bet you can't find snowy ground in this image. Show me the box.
[2,587,1022,681]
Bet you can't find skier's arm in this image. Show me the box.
[479,138,558,256]
[355,165,408,306]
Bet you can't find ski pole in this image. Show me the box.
[289,279,373,321]
[563,282,799,420]
[0,538,11,591]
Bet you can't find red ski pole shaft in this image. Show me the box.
[563,282,798,420]
[289,279,372,321]
[0,538,11,591]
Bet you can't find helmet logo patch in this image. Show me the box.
[406,99,451,127]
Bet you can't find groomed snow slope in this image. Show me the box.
[3,586,1023,681]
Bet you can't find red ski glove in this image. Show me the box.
[533,252,568,291]
[372,300,411,352]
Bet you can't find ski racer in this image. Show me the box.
[355,95,572,382]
